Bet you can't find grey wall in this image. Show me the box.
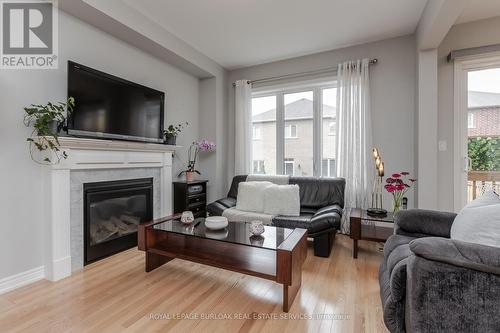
[437,16,500,211]
[227,35,417,210]
[58,0,229,202]
[0,11,201,281]
[198,78,218,199]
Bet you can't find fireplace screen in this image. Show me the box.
[84,178,153,264]
[89,195,146,245]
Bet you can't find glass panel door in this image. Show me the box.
[466,67,500,201]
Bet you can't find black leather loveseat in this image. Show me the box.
[207,175,345,257]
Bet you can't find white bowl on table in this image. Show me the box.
[204,216,228,230]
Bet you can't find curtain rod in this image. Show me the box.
[232,58,378,87]
[447,44,500,62]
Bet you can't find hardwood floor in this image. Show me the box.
[0,235,388,333]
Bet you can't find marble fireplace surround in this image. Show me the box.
[42,137,175,281]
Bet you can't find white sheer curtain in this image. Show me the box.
[234,80,252,175]
[336,59,373,234]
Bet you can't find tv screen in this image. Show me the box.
[67,61,164,143]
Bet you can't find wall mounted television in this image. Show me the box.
[67,61,164,143]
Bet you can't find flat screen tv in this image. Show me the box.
[67,61,164,143]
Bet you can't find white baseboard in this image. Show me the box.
[0,266,45,295]
[47,256,72,281]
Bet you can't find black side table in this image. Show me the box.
[350,208,394,258]
[173,180,208,218]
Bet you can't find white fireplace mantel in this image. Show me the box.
[42,137,177,281]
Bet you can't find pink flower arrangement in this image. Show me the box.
[384,172,416,212]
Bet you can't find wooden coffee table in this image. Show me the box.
[138,216,307,312]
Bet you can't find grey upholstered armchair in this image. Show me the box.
[379,209,500,333]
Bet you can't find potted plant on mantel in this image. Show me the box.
[23,97,75,165]
[179,139,216,182]
[163,122,188,145]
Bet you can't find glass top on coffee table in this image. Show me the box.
[152,217,294,250]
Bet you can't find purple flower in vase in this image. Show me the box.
[197,139,216,151]
[179,138,216,177]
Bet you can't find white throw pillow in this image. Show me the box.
[451,191,500,248]
[263,184,301,216]
[236,181,273,213]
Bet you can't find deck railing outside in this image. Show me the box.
[467,171,500,202]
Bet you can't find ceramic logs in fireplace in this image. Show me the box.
[84,178,153,264]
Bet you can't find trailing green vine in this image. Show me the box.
[23,97,75,164]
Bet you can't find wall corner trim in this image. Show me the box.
[0,266,45,295]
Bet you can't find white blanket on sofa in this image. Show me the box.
[224,177,300,224]
[222,207,274,225]
[247,174,289,185]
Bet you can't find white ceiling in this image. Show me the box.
[456,0,500,25]
[122,0,428,70]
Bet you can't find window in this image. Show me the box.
[252,125,261,139]
[468,112,475,128]
[321,158,336,177]
[253,160,265,174]
[251,95,276,175]
[251,81,336,177]
[285,91,313,176]
[322,88,337,176]
[328,121,335,135]
[284,158,294,176]
[285,124,298,138]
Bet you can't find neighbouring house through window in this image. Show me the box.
[253,160,265,174]
[284,158,294,176]
[285,124,298,138]
[322,158,336,177]
[328,121,335,135]
[251,80,337,177]
[468,112,475,129]
[253,125,262,139]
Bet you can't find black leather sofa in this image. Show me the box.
[207,175,345,257]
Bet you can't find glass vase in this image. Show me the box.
[392,196,402,213]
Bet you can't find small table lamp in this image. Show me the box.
[368,148,388,216]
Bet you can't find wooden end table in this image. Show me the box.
[138,216,307,312]
[350,208,394,258]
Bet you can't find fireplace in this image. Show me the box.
[84,178,153,265]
